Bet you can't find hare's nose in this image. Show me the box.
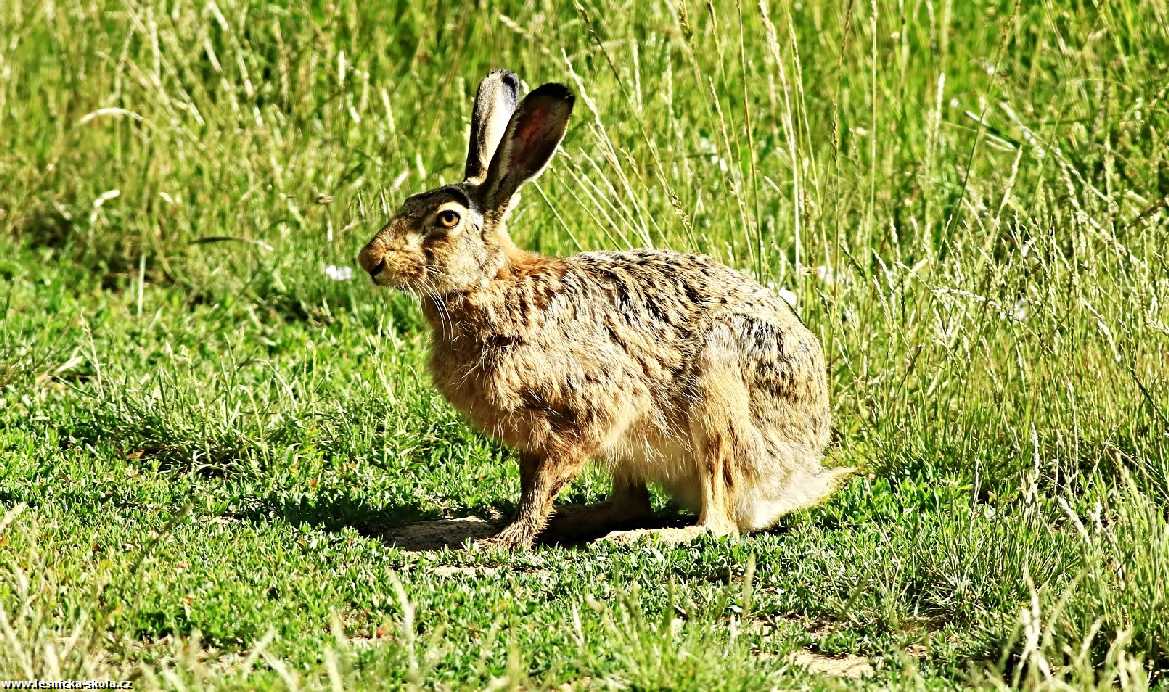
[357,241,387,278]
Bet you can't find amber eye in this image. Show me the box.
[436,209,460,229]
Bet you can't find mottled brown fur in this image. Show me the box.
[358,71,849,550]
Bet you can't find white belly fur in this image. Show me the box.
[598,425,702,514]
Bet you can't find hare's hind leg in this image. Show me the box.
[687,400,754,538]
[674,325,845,537]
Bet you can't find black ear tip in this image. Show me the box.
[487,68,520,88]
[531,82,574,105]
[481,69,521,99]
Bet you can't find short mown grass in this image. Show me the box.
[2,0,1167,688]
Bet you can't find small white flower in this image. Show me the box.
[696,136,729,173]
[1006,299,1028,323]
[324,265,354,281]
[90,189,120,224]
[815,265,835,284]
[92,189,120,208]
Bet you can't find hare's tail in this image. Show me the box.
[740,465,857,531]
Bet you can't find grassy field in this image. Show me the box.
[2,0,1168,688]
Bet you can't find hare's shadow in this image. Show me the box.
[236,495,688,551]
[376,511,690,551]
[233,496,500,550]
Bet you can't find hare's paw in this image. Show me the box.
[476,522,536,552]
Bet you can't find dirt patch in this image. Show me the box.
[787,650,874,678]
[377,516,499,551]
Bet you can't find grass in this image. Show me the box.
[1,0,1167,688]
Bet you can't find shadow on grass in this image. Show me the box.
[228,493,501,550]
[232,494,690,551]
[365,511,689,551]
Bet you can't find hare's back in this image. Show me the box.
[568,249,800,329]
[566,248,824,406]
[563,248,829,457]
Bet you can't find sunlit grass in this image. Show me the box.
[1,0,1167,687]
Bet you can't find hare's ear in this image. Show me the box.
[464,70,522,183]
[480,83,574,212]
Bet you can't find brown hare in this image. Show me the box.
[358,70,850,550]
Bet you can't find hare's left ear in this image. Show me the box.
[480,83,574,213]
[464,70,522,183]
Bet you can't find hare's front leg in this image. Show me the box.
[483,450,586,551]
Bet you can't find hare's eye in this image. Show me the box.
[436,209,461,229]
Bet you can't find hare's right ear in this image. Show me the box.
[479,83,574,213]
[464,70,522,183]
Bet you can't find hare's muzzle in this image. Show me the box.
[357,240,388,281]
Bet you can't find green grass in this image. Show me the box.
[2,0,1167,688]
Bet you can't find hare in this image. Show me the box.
[358,70,850,550]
